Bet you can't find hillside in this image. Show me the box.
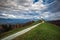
[0,20,41,39]
[13,22,60,40]
[48,20,60,26]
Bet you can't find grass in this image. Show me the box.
[0,20,41,39]
[13,22,60,40]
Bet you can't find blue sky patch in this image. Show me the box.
[33,0,39,3]
[43,0,54,4]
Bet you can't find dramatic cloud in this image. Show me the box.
[0,0,60,20]
[0,0,46,19]
[42,12,60,20]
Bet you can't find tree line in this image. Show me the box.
[0,21,35,34]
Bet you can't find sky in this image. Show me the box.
[0,0,60,20]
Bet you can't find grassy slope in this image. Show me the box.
[0,20,40,39]
[13,22,60,40]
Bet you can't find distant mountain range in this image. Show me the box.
[0,18,60,25]
[0,18,33,24]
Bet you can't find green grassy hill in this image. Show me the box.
[0,20,41,39]
[13,22,60,40]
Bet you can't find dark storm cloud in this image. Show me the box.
[0,0,8,6]
[15,0,31,7]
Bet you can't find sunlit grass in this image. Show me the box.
[13,22,60,40]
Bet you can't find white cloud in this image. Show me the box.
[30,1,46,10]
[3,0,46,11]
[2,13,16,18]
[1,0,60,21]
[0,0,47,19]
[41,11,60,20]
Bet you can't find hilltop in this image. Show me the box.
[13,22,60,40]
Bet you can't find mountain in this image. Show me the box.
[0,18,33,24]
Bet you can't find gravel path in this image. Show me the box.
[1,21,44,40]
